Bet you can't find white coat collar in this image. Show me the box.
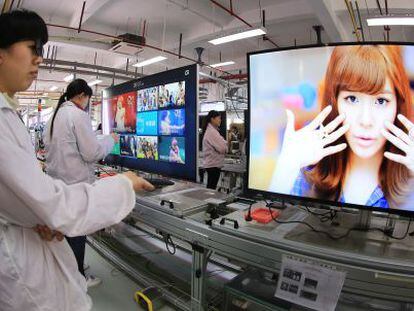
[61,101,76,108]
[0,93,19,110]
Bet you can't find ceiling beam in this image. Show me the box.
[69,0,111,28]
[308,0,350,42]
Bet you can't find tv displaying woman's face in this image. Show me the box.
[249,44,414,211]
[338,78,398,159]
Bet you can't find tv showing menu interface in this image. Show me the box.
[102,64,198,181]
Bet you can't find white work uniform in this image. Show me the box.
[0,93,136,310]
[44,101,114,185]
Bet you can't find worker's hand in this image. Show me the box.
[34,225,64,242]
[122,171,155,192]
[111,132,119,143]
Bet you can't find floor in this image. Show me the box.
[85,245,175,311]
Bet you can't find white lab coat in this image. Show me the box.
[44,101,114,185]
[0,93,136,310]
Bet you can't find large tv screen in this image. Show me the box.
[248,43,414,214]
[102,64,198,181]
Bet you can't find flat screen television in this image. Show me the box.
[247,43,414,215]
[102,64,198,181]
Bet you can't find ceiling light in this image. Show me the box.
[367,16,414,26]
[209,28,266,45]
[88,79,102,86]
[210,61,235,68]
[49,86,58,91]
[132,56,167,67]
[63,74,74,82]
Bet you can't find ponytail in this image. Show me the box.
[49,92,67,139]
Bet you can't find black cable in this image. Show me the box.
[164,234,176,255]
[244,202,256,221]
[268,205,412,241]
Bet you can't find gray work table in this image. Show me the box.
[94,179,414,311]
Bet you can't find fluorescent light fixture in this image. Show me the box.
[210,61,235,68]
[132,56,167,67]
[49,86,58,91]
[367,16,414,26]
[209,28,266,45]
[88,79,102,86]
[63,74,74,82]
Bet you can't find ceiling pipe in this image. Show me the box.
[344,0,361,42]
[375,0,390,41]
[209,0,279,48]
[376,0,383,15]
[46,23,232,75]
[38,65,133,81]
[384,0,390,41]
[78,1,86,33]
[355,0,365,41]
[42,58,144,78]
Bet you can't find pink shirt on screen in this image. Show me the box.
[202,123,227,168]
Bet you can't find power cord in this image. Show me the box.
[301,205,338,224]
[163,234,176,255]
[268,205,412,240]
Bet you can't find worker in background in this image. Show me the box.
[0,9,154,311]
[202,110,228,189]
[43,79,118,287]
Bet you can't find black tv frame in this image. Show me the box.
[102,64,199,182]
[245,41,414,217]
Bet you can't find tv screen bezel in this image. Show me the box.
[245,41,414,217]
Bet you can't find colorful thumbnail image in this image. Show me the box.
[158,81,185,109]
[137,87,158,112]
[136,111,158,136]
[158,109,185,136]
[110,141,120,155]
[120,135,138,157]
[110,92,137,133]
[159,136,185,164]
[137,136,158,160]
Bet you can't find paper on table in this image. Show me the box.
[275,254,346,311]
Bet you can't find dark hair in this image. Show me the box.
[50,79,93,138]
[202,110,221,134]
[0,10,48,49]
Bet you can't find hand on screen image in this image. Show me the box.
[270,106,349,193]
[382,114,414,174]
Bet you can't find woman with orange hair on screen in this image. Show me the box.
[270,45,413,209]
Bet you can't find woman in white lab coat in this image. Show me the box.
[0,9,154,311]
[43,78,118,287]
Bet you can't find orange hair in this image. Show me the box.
[306,45,412,206]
